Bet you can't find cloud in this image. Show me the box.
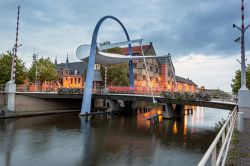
[0,0,249,90]
[173,53,243,92]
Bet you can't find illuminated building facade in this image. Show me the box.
[121,42,197,92]
[57,43,197,92]
[56,55,102,88]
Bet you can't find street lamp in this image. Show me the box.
[32,53,38,92]
[233,0,250,109]
[233,0,250,90]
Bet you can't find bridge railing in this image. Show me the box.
[106,86,162,95]
[198,106,237,166]
[15,85,204,97]
[211,98,237,104]
[16,85,58,93]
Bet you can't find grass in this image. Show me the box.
[226,129,240,165]
[226,129,250,165]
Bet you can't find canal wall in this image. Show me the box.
[15,94,82,112]
[0,94,108,118]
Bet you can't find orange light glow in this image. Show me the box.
[172,121,178,134]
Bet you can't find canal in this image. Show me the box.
[0,107,229,166]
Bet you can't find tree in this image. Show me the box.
[28,57,58,83]
[231,64,250,93]
[100,47,129,86]
[0,52,27,85]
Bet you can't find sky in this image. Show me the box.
[0,0,249,92]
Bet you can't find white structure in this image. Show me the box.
[5,81,16,112]
[76,44,171,65]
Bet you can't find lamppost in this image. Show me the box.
[32,53,38,92]
[233,0,250,90]
[233,0,250,109]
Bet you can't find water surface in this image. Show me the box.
[0,107,229,166]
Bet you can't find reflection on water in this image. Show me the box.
[0,107,229,166]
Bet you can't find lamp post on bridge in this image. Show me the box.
[233,0,250,111]
[33,53,39,92]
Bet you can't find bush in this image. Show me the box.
[58,88,83,95]
[162,91,211,102]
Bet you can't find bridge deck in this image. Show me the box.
[17,92,236,110]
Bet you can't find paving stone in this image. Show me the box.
[233,118,250,166]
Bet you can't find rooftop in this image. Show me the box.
[175,75,197,86]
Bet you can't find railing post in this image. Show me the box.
[211,147,216,166]
[222,131,225,144]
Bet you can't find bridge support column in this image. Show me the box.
[175,104,185,115]
[106,99,120,112]
[5,81,16,112]
[94,99,104,108]
[124,101,136,111]
[162,104,177,119]
[162,104,185,119]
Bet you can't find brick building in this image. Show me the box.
[57,43,197,92]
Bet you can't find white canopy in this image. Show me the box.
[76,44,170,65]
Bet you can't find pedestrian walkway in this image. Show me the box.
[228,118,250,165]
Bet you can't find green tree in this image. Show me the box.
[100,47,129,86]
[231,64,250,93]
[0,52,27,85]
[28,57,58,83]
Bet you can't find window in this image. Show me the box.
[134,73,137,80]
[133,62,137,68]
[155,67,159,73]
[150,66,153,71]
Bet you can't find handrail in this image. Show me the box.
[198,106,237,166]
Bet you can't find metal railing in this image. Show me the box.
[198,106,238,166]
[16,85,58,93]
